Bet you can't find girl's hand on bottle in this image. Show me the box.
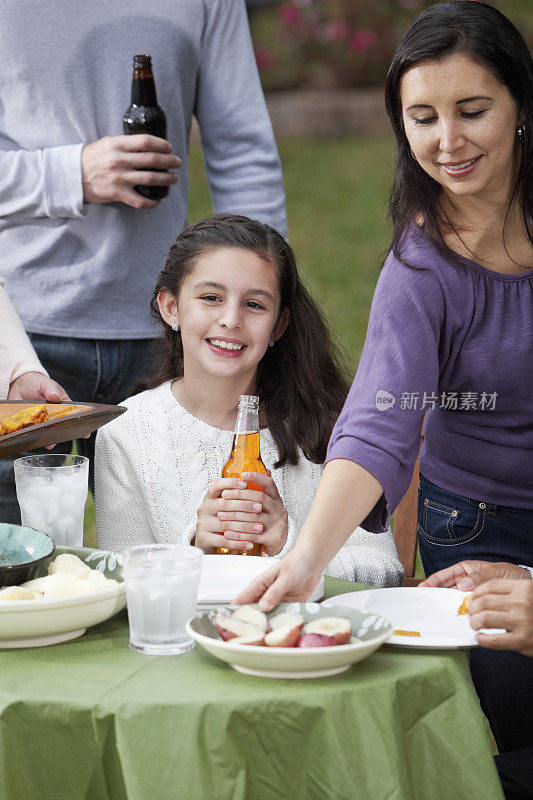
[195,478,265,553]
[220,471,289,557]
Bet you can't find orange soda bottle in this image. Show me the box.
[216,395,267,556]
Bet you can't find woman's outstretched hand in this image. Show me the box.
[233,547,322,611]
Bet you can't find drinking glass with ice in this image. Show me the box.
[14,454,89,547]
[123,544,203,655]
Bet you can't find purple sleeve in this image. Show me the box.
[326,254,445,531]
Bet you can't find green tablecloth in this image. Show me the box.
[0,578,504,800]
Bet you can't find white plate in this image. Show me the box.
[323,587,486,649]
[0,546,126,648]
[198,555,324,606]
[186,602,392,678]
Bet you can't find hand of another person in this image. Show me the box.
[469,578,533,657]
[419,560,531,590]
[81,135,181,209]
[7,372,91,448]
[8,372,70,403]
[220,472,288,557]
[233,547,322,611]
[194,478,264,554]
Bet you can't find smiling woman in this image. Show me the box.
[235,1,533,761]
[401,55,519,195]
[385,1,532,272]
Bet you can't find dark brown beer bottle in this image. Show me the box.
[123,54,168,201]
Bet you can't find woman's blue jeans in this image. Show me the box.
[417,474,533,753]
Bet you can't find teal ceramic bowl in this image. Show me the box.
[0,524,55,588]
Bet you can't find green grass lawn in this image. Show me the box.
[86,134,424,573]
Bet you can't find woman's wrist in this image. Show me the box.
[288,534,326,576]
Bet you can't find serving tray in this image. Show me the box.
[0,401,126,457]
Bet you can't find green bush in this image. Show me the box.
[250,0,533,91]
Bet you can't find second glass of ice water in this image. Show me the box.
[14,454,89,547]
[123,544,203,655]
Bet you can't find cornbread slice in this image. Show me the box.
[0,405,48,437]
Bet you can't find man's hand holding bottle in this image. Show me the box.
[81,54,180,209]
[81,135,180,209]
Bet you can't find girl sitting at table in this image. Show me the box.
[94,213,402,586]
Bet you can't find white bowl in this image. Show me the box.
[186,602,392,679]
[0,546,125,648]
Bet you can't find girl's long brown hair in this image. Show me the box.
[138,214,349,468]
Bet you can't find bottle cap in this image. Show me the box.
[133,54,152,67]
[238,395,259,411]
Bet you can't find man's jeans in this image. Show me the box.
[0,333,158,523]
[417,474,533,754]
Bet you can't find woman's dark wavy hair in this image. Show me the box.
[385,1,533,264]
[140,213,349,468]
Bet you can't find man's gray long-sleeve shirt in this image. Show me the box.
[0,0,287,339]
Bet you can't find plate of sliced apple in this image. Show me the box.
[186,602,392,679]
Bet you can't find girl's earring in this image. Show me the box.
[171,322,180,332]
[517,123,525,143]
[269,340,274,348]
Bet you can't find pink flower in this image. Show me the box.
[280,5,303,26]
[254,48,276,72]
[319,20,351,42]
[348,29,378,54]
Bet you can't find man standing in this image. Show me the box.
[0,0,287,519]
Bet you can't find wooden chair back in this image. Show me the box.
[392,430,424,586]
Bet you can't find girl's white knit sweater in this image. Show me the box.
[95,382,403,586]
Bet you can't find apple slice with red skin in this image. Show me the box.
[232,605,270,632]
[264,625,301,647]
[232,632,266,646]
[269,612,304,632]
[303,617,352,645]
[215,613,264,642]
[297,633,337,647]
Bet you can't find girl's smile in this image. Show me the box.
[159,246,288,390]
[206,336,247,357]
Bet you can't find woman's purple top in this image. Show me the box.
[326,225,533,531]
